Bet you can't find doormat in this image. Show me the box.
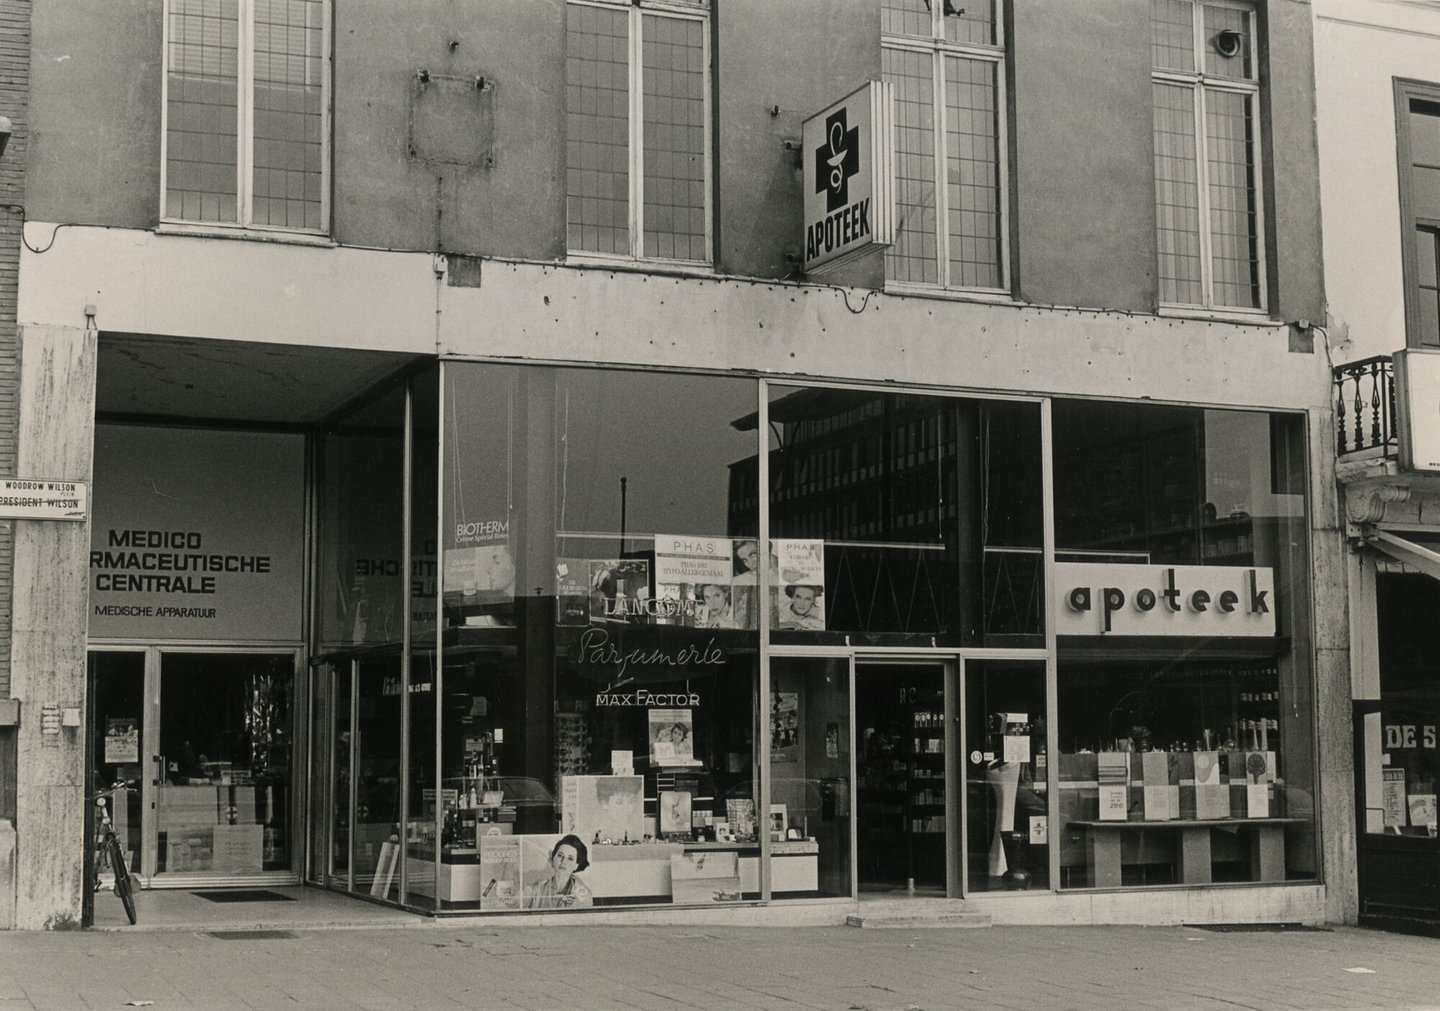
[192,889,297,903]
[1189,923,1332,933]
[207,930,298,940]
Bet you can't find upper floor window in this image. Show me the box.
[1397,80,1440,348]
[881,0,1007,293]
[566,0,711,264]
[162,0,329,233]
[1151,0,1265,312]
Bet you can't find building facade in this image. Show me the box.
[0,0,1350,929]
[1315,0,1440,935]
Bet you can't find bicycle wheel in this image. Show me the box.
[107,834,137,925]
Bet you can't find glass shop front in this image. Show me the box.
[302,361,1319,913]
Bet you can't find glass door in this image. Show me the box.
[962,658,1048,893]
[855,660,951,896]
[767,655,853,899]
[87,650,149,881]
[153,651,296,882]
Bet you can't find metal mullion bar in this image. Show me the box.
[319,0,333,233]
[757,377,771,902]
[1040,396,1060,895]
[629,5,645,259]
[239,0,255,227]
[993,47,1011,293]
[848,653,858,900]
[1192,80,1215,308]
[397,380,414,904]
[433,363,448,912]
[1187,3,1216,308]
[931,46,951,288]
[347,658,358,892]
[700,12,713,263]
[159,1,172,218]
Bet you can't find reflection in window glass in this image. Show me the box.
[439,363,760,910]
[762,387,1042,646]
[317,385,406,647]
[771,657,850,899]
[965,660,1047,893]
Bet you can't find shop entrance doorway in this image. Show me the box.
[855,661,952,896]
[84,646,300,908]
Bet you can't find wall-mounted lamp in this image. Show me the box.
[0,116,12,159]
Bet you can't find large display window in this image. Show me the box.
[1051,402,1316,889]
[305,365,1319,913]
[431,364,763,910]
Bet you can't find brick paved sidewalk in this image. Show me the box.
[1,922,1438,1010]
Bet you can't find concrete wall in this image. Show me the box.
[26,0,160,228]
[1314,0,1440,359]
[18,228,1332,413]
[332,0,565,257]
[1009,0,1155,310]
[715,0,880,286]
[10,324,95,929]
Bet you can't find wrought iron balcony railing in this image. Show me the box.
[1334,355,1397,459]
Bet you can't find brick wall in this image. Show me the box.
[0,0,29,701]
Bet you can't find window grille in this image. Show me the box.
[163,0,329,234]
[567,0,710,264]
[1151,0,1265,312]
[882,0,1006,293]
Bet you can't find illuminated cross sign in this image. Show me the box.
[801,81,894,274]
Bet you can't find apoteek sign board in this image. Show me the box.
[1394,349,1440,471]
[802,81,894,274]
[1056,563,1276,637]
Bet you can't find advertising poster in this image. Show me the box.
[649,708,697,766]
[654,534,733,627]
[1382,768,1408,828]
[771,692,799,759]
[104,717,140,764]
[671,850,741,903]
[659,791,692,835]
[588,559,651,624]
[561,774,645,844]
[443,515,515,620]
[555,558,591,626]
[773,539,825,630]
[479,834,523,911]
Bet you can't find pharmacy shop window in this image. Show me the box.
[1051,401,1316,889]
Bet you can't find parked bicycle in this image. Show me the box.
[91,785,137,925]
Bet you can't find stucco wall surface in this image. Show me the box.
[15,227,436,353]
[435,259,1328,411]
[1009,0,1155,311]
[1314,1,1440,359]
[715,0,879,285]
[27,0,161,227]
[18,228,1330,411]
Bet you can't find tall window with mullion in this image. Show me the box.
[1397,84,1440,348]
[882,0,1005,292]
[1151,0,1264,311]
[566,1,710,264]
[163,0,328,232]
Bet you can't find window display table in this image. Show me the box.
[1070,818,1304,887]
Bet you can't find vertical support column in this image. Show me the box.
[11,323,97,929]
[516,369,556,828]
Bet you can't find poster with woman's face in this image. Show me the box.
[648,708,696,765]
